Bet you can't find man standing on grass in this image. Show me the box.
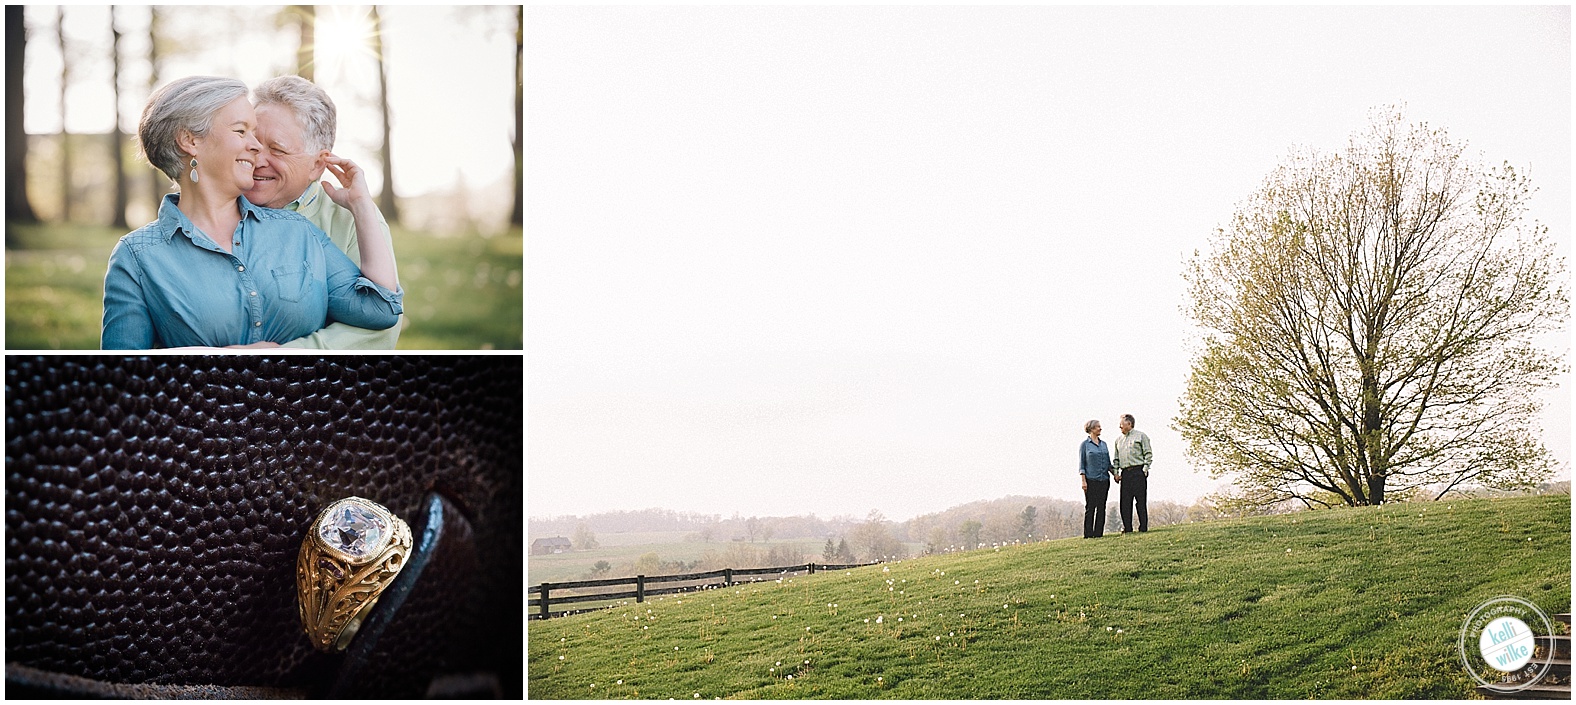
[247,75,403,348]
[1112,414,1153,533]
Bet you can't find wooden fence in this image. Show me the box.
[527,562,879,620]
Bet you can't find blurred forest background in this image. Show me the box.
[5,5,522,349]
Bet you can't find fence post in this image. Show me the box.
[723,568,732,587]
[541,583,551,620]
[809,563,816,575]
[636,575,645,603]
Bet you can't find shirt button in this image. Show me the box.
[250,291,257,297]
[237,265,245,272]
[254,321,261,327]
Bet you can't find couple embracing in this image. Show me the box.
[1077,415,1153,539]
[101,74,402,350]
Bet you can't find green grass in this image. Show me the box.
[4,221,521,350]
[528,494,1571,699]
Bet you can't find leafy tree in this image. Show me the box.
[822,538,836,562]
[634,552,660,575]
[957,520,982,550]
[765,544,801,567]
[849,510,903,562]
[925,526,949,555]
[1178,106,1567,509]
[587,560,611,578]
[571,523,599,550]
[834,538,855,563]
[1018,505,1038,540]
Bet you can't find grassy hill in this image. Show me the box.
[527,494,1571,699]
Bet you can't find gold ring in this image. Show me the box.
[296,496,413,652]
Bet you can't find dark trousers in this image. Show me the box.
[1083,478,1110,538]
[1119,467,1148,532]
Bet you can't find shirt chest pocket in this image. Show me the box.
[271,262,308,303]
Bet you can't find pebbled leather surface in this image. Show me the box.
[5,356,522,697]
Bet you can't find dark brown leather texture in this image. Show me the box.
[5,356,522,698]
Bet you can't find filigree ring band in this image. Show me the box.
[296,496,412,652]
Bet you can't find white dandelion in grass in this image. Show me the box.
[876,616,883,624]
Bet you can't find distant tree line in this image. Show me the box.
[541,481,1570,581]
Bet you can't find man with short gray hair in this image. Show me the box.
[250,75,402,348]
[1112,414,1152,533]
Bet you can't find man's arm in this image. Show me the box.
[287,159,403,349]
[1140,432,1154,474]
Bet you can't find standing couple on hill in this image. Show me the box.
[1077,415,1152,539]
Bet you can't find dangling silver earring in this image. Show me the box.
[189,158,199,184]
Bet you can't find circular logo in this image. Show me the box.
[1478,616,1535,671]
[1458,596,1554,693]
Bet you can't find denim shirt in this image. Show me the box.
[102,194,403,349]
[1079,437,1113,481]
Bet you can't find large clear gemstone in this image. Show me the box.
[318,502,387,559]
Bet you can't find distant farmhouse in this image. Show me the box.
[532,536,573,555]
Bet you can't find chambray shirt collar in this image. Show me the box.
[154,192,267,246]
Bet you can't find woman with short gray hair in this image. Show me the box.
[102,76,403,349]
[1078,419,1113,538]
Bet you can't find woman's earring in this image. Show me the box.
[189,158,199,183]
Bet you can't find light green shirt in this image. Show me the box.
[279,182,402,349]
[1113,429,1152,475]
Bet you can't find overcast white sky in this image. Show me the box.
[527,6,1571,522]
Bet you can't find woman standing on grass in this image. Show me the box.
[1079,419,1113,538]
[101,76,402,349]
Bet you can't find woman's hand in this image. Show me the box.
[319,155,375,211]
[1081,477,1088,492]
[321,153,399,291]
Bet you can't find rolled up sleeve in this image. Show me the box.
[322,239,402,330]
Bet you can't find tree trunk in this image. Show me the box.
[510,5,523,227]
[370,6,398,223]
[57,6,72,223]
[147,6,166,207]
[108,6,128,229]
[6,5,39,227]
[293,5,314,81]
